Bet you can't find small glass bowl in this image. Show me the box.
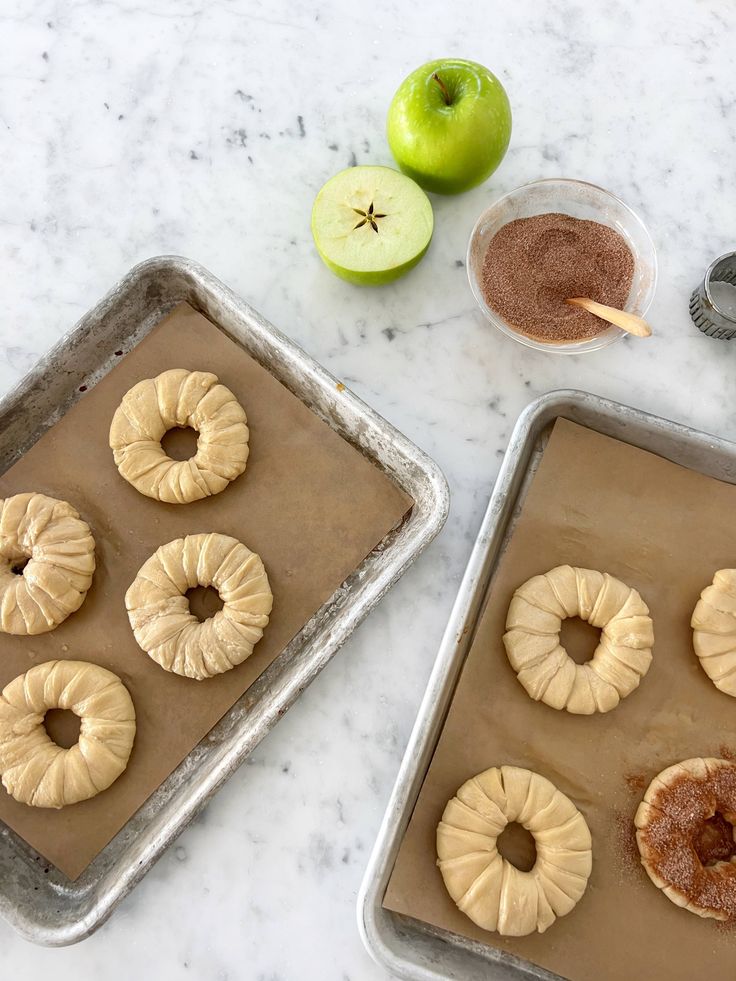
[466,178,658,354]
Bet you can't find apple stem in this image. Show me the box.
[431,72,452,106]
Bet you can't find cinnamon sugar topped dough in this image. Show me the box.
[635,758,736,921]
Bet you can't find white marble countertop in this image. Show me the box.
[0,1,734,978]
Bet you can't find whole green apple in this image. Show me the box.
[387,59,512,195]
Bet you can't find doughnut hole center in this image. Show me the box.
[497,822,537,872]
[695,812,736,867]
[161,426,199,461]
[560,617,601,665]
[9,556,30,576]
[44,709,81,749]
[187,585,224,622]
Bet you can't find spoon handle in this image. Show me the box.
[566,297,652,337]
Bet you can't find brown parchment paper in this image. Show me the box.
[0,302,412,880]
[384,418,736,981]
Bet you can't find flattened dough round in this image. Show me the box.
[635,757,736,921]
[692,569,736,696]
[0,660,135,808]
[503,565,653,714]
[109,368,249,504]
[125,533,273,680]
[437,765,592,936]
[0,492,95,635]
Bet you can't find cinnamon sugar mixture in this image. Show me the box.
[481,213,635,342]
[639,765,736,920]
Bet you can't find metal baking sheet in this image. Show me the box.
[0,255,449,946]
[358,389,736,981]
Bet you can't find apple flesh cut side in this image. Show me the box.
[387,58,512,195]
[311,165,434,285]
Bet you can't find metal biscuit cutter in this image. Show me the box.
[690,251,736,338]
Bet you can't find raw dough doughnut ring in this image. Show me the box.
[125,533,273,680]
[691,570,736,696]
[503,565,654,714]
[635,758,736,921]
[437,765,592,936]
[0,492,95,635]
[0,660,135,809]
[109,368,249,504]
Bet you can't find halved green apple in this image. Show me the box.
[311,165,433,285]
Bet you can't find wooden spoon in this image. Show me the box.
[566,297,652,337]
